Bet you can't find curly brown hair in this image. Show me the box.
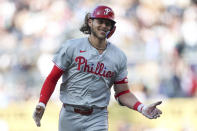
[80,13,91,34]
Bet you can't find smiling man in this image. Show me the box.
[33,5,162,131]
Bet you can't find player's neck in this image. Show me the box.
[88,36,107,50]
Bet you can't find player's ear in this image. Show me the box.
[88,18,93,27]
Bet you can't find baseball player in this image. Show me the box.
[33,5,162,131]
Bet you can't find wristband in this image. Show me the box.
[38,102,46,109]
[133,101,144,113]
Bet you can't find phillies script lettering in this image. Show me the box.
[75,56,114,78]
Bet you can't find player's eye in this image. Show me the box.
[97,19,112,27]
[97,19,104,24]
[105,21,112,27]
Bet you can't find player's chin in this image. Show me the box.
[98,33,107,39]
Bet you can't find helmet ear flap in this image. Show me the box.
[106,26,116,39]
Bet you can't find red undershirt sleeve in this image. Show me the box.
[39,65,64,105]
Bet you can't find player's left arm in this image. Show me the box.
[33,65,64,127]
[114,83,162,119]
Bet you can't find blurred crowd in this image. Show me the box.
[0,0,197,107]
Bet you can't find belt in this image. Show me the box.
[63,104,105,116]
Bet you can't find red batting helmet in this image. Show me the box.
[90,5,116,38]
[90,5,116,24]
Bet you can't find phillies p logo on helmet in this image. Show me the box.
[90,5,115,22]
[104,8,111,15]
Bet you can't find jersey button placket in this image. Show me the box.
[86,75,95,96]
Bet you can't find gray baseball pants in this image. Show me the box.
[59,104,108,131]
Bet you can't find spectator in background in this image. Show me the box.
[0,0,197,103]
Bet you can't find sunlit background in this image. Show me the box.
[0,0,197,131]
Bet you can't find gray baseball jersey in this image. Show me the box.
[53,37,128,108]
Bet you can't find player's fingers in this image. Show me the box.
[149,109,160,119]
[33,107,43,127]
[33,110,38,120]
[33,114,41,127]
[157,109,162,114]
[33,111,41,118]
[36,120,41,127]
[155,110,162,118]
[145,113,159,119]
[153,115,159,119]
[155,111,161,117]
[34,117,41,127]
[150,113,159,119]
[156,113,161,118]
[151,101,162,108]
[149,115,154,119]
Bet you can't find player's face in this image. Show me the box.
[89,18,113,40]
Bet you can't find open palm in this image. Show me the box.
[142,101,162,119]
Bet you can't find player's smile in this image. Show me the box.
[98,29,107,36]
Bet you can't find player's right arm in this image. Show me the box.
[33,65,64,127]
[114,83,162,119]
[113,49,162,119]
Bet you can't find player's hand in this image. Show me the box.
[33,103,45,127]
[141,101,162,119]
